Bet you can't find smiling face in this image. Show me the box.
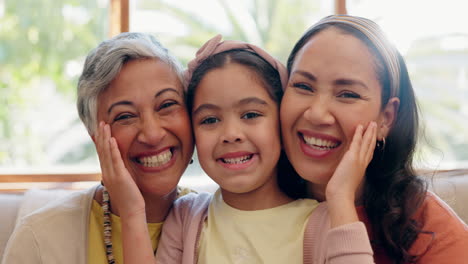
[192,63,281,197]
[281,28,397,198]
[96,59,193,196]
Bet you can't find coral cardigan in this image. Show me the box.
[356,192,468,264]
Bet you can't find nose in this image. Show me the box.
[303,95,335,126]
[220,118,244,144]
[137,114,166,145]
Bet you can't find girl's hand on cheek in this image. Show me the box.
[325,122,377,227]
[95,121,146,219]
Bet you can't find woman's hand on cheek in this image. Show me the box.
[95,121,146,219]
[325,122,377,227]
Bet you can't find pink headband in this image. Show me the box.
[183,34,288,91]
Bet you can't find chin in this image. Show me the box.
[296,165,332,186]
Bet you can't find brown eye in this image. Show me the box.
[241,112,261,119]
[293,82,313,92]
[114,113,134,122]
[159,100,177,110]
[200,116,219,125]
[338,91,361,99]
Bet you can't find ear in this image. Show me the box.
[378,97,400,139]
[91,135,96,144]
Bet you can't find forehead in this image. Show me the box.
[101,59,182,99]
[292,28,380,85]
[196,63,272,101]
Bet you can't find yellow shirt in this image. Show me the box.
[87,187,194,264]
[198,190,319,264]
[87,200,162,264]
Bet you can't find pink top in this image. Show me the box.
[155,191,468,263]
[154,192,373,264]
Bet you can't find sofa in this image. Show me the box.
[1,172,468,260]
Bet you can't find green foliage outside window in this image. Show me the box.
[0,0,108,168]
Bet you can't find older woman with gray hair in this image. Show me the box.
[2,32,194,264]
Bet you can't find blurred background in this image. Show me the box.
[1,0,467,185]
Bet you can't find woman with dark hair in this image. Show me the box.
[281,14,468,263]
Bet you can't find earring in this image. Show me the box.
[377,137,386,150]
[189,159,194,165]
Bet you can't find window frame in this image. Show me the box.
[5,0,464,192]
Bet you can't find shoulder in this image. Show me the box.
[3,187,96,263]
[410,191,468,259]
[416,191,467,228]
[16,186,97,229]
[165,192,212,231]
[173,192,212,213]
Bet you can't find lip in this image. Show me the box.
[132,147,177,173]
[297,130,341,159]
[217,151,257,170]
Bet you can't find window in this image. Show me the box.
[0,0,109,174]
[1,0,466,189]
[128,0,334,184]
[348,0,468,169]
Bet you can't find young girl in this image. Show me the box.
[97,35,378,264]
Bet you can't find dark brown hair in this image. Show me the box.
[287,23,429,263]
[187,49,306,199]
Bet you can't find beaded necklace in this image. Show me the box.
[102,187,115,264]
[101,185,185,264]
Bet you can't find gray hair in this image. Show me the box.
[77,32,184,135]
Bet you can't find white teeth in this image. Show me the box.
[139,150,172,167]
[303,135,339,150]
[222,155,252,164]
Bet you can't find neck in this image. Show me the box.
[94,185,177,223]
[221,176,293,211]
[140,189,177,223]
[307,183,327,202]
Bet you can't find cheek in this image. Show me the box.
[193,129,213,157]
[110,126,134,156]
[340,111,380,142]
[280,96,306,137]
[168,111,192,144]
[267,118,281,146]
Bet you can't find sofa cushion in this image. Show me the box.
[430,173,468,224]
[0,194,22,259]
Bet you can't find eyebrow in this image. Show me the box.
[192,103,220,117]
[192,97,268,116]
[334,78,369,90]
[155,87,181,98]
[293,70,317,82]
[293,70,369,90]
[107,87,181,114]
[107,100,133,114]
[235,97,268,107]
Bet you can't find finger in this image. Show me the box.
[95,122,111,185]
[103,124,116,180]
[95,121,104,157]
[95,122,107,166]
[99,124,116,186]
[349,124,364,153]
[109,137,129,181]
[361,122,377,162]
